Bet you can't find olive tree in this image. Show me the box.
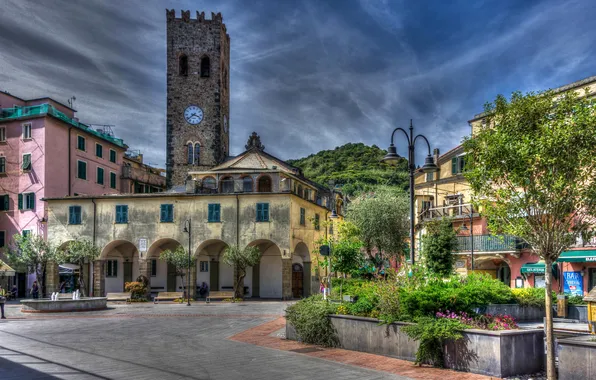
[222,245,261,299]
[463,89,596,380]
[160,246,196,298]
[56,239,100,297]
[7,234,58,298]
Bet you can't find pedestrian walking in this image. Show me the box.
[0,285,7,319]
[31,281,39,299]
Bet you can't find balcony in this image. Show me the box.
[0,104,126,148]
[454,234,527,253]
[419,203,476,221]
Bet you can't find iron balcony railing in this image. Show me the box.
[0,104,126,148]
[419,203,476,221]
[454,234,527,253]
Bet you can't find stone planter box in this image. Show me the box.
[567,305,588,322]
[20,297,107,313]
[482,304,546,321]
[287,314,545,378]
[558,335,596,379]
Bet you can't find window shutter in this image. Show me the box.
[18,193,23,210]
[256,203,262,221]
[123,206,128,222]
[451,157,457,174]
[22,154,31,170]
[263,203,269,221]
[215,204,220,221]
[69,206,74,223]
[160,205,166,222]
[29,193,35,210]
[116,206,122,223]
[3,195,8,211]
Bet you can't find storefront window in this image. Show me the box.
[534,275,546,288]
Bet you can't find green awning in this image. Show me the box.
[521,262,546,274]
[557,250,596,263]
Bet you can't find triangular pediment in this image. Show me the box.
[209,148,298,173]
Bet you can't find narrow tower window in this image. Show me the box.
[200,56,210,77]
[179,55,188,76]
[194,143,200,165]
[187,143,193,164]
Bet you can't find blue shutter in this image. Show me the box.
[208,204,213,222]
[215,204,220,221]
[263,203,269,221]
[69,206,74,224]
[160,205,166,222]
[123,206,128,223]
[256,203,262,222]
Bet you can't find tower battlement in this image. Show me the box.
[166,9,223,23]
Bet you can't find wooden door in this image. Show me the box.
[167,262,177,292]
[123,262,133,286]
[292,264,303,299]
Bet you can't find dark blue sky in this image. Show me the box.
[1,0,595,167]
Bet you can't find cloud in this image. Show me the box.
[1,0,595,168]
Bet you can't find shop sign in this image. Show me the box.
[563,271,583,296]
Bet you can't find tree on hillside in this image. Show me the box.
[7,234,58,298]
[56,240,100,297]
[421,219,457,277]
[222,245,261,299]
[463,89,596,380]
[160,246,196,299]
[346,186,410,274]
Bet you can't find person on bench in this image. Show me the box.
[199,282,209,298]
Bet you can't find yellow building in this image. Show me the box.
[44,133,341,299]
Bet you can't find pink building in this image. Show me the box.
[0,91,128,294]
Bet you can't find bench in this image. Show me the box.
[206,291,235,303]
[106,292,132,303]
[153,292,183,304]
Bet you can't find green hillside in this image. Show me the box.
[287,143,409,195]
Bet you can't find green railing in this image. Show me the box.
[0,104,126,148]
[455,234,526,252]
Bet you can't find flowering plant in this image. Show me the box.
[435,310,518,330]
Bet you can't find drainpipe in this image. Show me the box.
[90,198,97,296]
[68,127,73,195]
[235,194,239,247]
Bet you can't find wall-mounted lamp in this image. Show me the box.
[515,276,524,288]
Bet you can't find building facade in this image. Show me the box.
[166,10,231,188]
[121,151,166,194]
[415,75,596,295]
[45,136,339,299]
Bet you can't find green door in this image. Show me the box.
[252,262,260,298]
[167,262,177,292]
[210,261,219,292]
[123,262,133,288]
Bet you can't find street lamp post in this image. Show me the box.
[183,219,192,306]
[382,120,438,266]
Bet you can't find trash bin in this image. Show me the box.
[583,287,596,334]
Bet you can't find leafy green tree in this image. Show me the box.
[56,240,100,297]
[222,245,261,299]
[463,89,596,380]
[346,186,410,273]
[160,246,196,299]
[421,219,457,277]
[7,234,58,298]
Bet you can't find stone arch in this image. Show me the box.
[257,175,272,193]
[241,175,253,192]
[248,239,283,298]
[194,239,229,295]
[147,238,184,293]
[100,240,140,293]
[292,242,312,298]
[220,175,234,193]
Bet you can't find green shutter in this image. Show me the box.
[451,157,457,174]
[2,195,8,211]
[110,172,116,189]
[96,144,103,158]
[22,154,31,170]
[18,193,23,210]
[28,193,35,210]
[0,157,5,173]
[97,167,104,184]
[263,203,269,221]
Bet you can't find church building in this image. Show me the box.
[43,10,341,300]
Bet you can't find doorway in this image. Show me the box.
[497,263,511,287]
[292,263,303,298]
[589,268,596,293]
[167,262,177,292]
[123,262,133,286]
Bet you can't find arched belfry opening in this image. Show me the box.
[200,55,210,77]
[179,54,188,76]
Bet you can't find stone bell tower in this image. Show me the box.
[165,9,231,188]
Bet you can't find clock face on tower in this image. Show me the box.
[184,105,203,125]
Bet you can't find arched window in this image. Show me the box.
[220,176,234,193]
[179,55,188,76]
[257,175,272,193]
[242,176,253,192]
[200,56,210,77]
[194,143,200,165]
[187,143,193,164]
[202,176,216,190]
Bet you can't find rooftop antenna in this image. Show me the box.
[67,96,76,109]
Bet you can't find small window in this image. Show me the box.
[18,193,35,210]
[242,177,253,192]
[0,157,5,174]
[110,172,117,189]
[221,176,234,193]
[106,260,118,277]
[151,259,157,277]
[208,204,221,222]
[179,54,188,76]
[258,176,272,192]
[0,231,5,248]
[115,205,128,224]
[0,127,6,142]
[451,156,467,175]
[22,153,31,171]
[69,206,82,224]
[77,161,87,179]
[22,229,31,238]
[160,204,174,222]
[0,194,9,211]
[300,208,305,226]
[22,123,32,139]
[314,214,320,230]
[77,135,86,151]
[109,149,117,163]
[256,203,269,222]
[97,167,104,185]
[200,261,209,272]
[200,56,210,77]
[96,143,103,158]
[194,143,200,165]
[426,172,433,182]
[187,143,193,164]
